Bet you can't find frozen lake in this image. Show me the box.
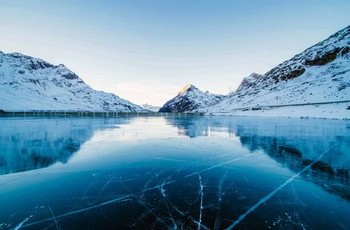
[0,115,350,229]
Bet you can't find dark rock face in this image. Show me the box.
[61,72,79,80]
[29,60,54,70]
[268,64,306,84]
[280,66,305,81]
[159,96,198,112]
[304,48,340,66]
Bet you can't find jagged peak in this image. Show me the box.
[57,63,67,68]
[160,84,223,112]
[316,25,350,45]
[1,51,72,70]
[7,52,44,62]
[236,72,264,92]
[246,72,263,80]
[178,84,198,95]
[1,51,81,80]
[7,52,25,57]
[2,51,56,70]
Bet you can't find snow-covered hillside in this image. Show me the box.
[0,52,146,112]
[159,84,223,112]
[206,26,350,118]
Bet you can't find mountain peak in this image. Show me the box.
[159,85,223,112]
[236,73,264,92]
[178,84,198,95]
[249,72,263,78]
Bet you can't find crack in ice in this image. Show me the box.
[47,206,58,230]
[164,194,210,230]
[185,154,255,178]
[226,143,339,230]
[97,174,117,198]
[81,179,97,201]
[13,216,32,230]
[197,174,204,230]
[214,171,227,230]
[296,213,306,230]
[21,181,175,228]
[119,181,171,228]
[160,178,178,229]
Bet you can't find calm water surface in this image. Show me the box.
[0,115,349,229]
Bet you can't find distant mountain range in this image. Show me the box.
[1,26,349,118]
[159,26,350,118]
[0,52,146,112]
[141,104,161,112]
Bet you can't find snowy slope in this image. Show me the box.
[0,52,146,112]
[207,26,350,117]
[159,84,223,112]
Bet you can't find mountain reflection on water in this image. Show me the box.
[0,115,349,229]
[165,116,350,201]
[0,117,128,175]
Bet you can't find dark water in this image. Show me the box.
[0,116,349,230]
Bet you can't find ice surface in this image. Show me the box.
[0,115,349,229]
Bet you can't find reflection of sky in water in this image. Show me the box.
[87,117,182,142]
[0,116,349,229]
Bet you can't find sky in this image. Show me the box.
[0,0,349,106]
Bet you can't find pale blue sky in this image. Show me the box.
[1,0,349,106]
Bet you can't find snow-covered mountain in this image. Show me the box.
[0,51,146,112]
[159,84,223,112]
[141,104,161,112]
[235,73,264,92]
[206,25,350,118]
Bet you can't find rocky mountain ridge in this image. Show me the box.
[159,84,223,112]
[209,26,350,111]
